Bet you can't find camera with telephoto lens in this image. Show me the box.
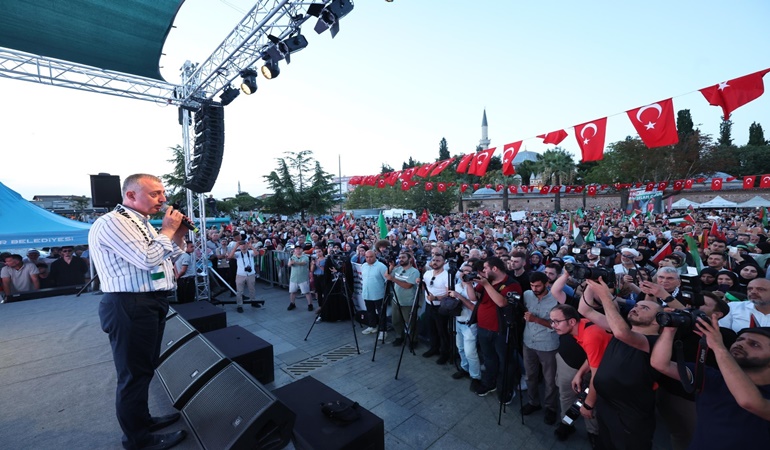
[328,252,347,270]
[656,308,708,332]
[415,253,428,268]
[564,262,616,288]
[462,271,480,282]
[562,387,590,426]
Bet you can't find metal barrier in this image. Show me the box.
[256,250,291,289]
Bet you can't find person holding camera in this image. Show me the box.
[385,251,420,347]
[227,238,258,313]
[287,245,314,311]
[422,250,451,364]
[447,262,482,390]
[520,270,568,425]
[651,319,770,449]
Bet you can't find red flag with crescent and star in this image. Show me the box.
[699,68,770,118]
[645,182,655,192]
[430,158,455,177]
[521,185,529,193]
[587,185,597,196]
[400,168,416,181]
[468,148,496,177]
[685,179,694,189]
[473,183,480,190]
[761,174,770,189]
[502,141,522,176]
[574,118,607,162]
[460,183,469,193]
[401,181,411,191]
[711,178,723,190]
[673,180,684,191]
[743,175,756,189]
[416,162,437,178]
[437,182,447,192]
[626,98,679,148]
[658,181,669,191]
[537,130,568,145]
[508,185,518,194]
[540,185,550,194]
[456,154,474,174]
[425,182,434,191]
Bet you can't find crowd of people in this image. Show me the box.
[206,206,770,449]
[0,246,90,298]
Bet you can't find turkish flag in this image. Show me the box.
[456,154,474,174]
[587,185,597,196]
[385,172,400,186]
[401,181,411,191]
[635,182,643,188]
[673,180,684,191]
[626,98,679,148]
[502,141,522,176]
[508,185,518,194]
[473,183,480,190]
[376,179,386,188]
[425,182,434,191]
[761,174,770,188]
[565,186,573,193]
[537,130,568,145]
[645,182,655,192]
[401,168,416,181]
[348,176,362,185]
[658,181,669,191]
[420,209,429,223]
[430,158,455,177]
[685,179,694,189]
[699,68,770,118]
[365,175,377,186]
[552,185,562,192]
[468,148,496,177]
[437,182,447,192]
[743,175,756,189]
[697,177,706,184]
[416,162,437,178]
[726,176,736,182]
[711,178,723,190]
[574,186,585,193]
[496,184,504,192]
[541,185,550,194]
[485,184,493,189]
[461,183,469,193]
[521,185,529,193]
[574,118,607,162]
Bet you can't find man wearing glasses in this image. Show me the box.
[448,262,482,391]
[48,245,88,287]
[422,251,451,364]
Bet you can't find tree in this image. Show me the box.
[537,148,575,211]
[161,145,187,207]
[517,160,538,185]
[718,116,733,147]
[438,137,450,161]
[262,150,336,219]
[748,122,767,146]
[306,161,337,215]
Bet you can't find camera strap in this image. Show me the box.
[674,338,708,394]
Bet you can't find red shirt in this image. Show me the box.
[575,319,612,368]
[475,277,522,332]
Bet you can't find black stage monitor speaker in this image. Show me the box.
[182,363,295,450]
[203,325,275,384]
[156,335,229,409]
[173,301,227,333]
[166,306,177,319]
[273,376,384,450]
[159,315,198,362]
[90,174,122,208]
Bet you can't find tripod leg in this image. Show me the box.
[76,274,98,297]
[395,281,422,379]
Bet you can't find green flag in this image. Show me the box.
[305,233,312,244]
[256,212,266,224]
[684,234,703,272]
[763,207,768,229]
[585,228,595,243]
[576,208,584,219]
[378,211,388,239]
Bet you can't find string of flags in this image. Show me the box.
[348,68,769,186]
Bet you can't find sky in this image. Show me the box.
[1,0,769,201]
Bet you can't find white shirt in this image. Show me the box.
[719,301,770,332]
[424,269,449,305]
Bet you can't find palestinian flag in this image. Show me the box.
[668,214,696,226]
[684,234,703,272]
[256,212,266,224]
[650,240,673,265]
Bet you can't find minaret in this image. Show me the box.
[238,181,242,194]
[479,109,491,149]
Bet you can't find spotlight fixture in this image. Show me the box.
[261,59,280,80]
[265,33,308,64]
[239,69,258,95]
[219,85,240,106]
[307,0,354,38]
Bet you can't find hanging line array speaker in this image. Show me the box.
[184,104,224,194]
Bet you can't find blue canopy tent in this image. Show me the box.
[0,182,91,251]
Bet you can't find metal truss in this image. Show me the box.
[0,48,179,105]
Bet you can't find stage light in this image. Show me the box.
[219,85,240,106]
[239,69,258,95]
[307,0,354,38]
[265,33,308,65]
[261,59,280,80]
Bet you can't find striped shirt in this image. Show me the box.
[88,205,182,292]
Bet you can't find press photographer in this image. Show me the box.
[651,319,770,449]
[384,251,420,347]
[227,237,258,313]
[446,261,481,390]
[422,250,451,364]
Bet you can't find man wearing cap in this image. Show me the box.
[651,318,770,449]
[720,278,770,332]
[22,249,45,266]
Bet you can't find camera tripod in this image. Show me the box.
[499,315,524,425]
[304,270,360,355]
[394,279,425,379]
[370,278,395,362]
[207,266,264,307]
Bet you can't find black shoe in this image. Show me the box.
[469,379,482,393]
[436,355,449,365]
[554,423,576,441]
[148,413,180,432]
[520,403,542,415]
[287,303,296,311]
[392,338,404,347]
[451,370,470,379]
[251,302,262,308]
[476,384,497,397]
[544,409,558,425]
[422,349,439,358]
[308,304,314,311]
[236,306,244,313]
[138,430,187,450]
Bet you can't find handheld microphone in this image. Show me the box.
[161,204,199,233]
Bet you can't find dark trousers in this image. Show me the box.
[596,398,656,450]
[364,299,385,331]
[176,277,196,303]
[425,304,451,357]
[99,292,169,448]
[477,326,517,396]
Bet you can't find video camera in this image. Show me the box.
[564,262,616,288]
[502,291,525,327]
[462,271,479,283]
[376,248,397,266]
[415,253,428,268]
[328,252,347,271]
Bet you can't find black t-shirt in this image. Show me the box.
[508,269,531,292]
[594,335,660,420]
[558,333,587,370]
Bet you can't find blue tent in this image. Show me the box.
[0,182,91,251]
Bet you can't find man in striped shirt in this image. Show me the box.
[90,174,187,450]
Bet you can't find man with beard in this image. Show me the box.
[651,321,770,449]
[580,279,663,450]
[422,251,451,364]
[385,251,420,347]
[720,278,770,331]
